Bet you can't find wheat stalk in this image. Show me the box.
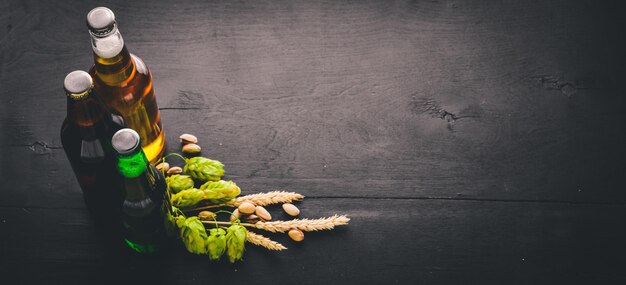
[246,231,287,251]
[185,191,305,212]
[253,215,350,233]
[201,215,350,233]
[229,191,305,207]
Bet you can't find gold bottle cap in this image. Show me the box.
[63,70,93,99]
[87,7,117,37]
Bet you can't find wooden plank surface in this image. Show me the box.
[1,199,625,284]
[2,0,625,205]
[1,0,625,283]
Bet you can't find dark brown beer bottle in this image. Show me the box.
[60,70,125,234]
[86,7,166,164]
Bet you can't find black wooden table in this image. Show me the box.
[1,0,625,284]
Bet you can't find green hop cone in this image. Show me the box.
[178,217,209,255]
[171,181,241,208]
[171,188,205,208]
[166,174,194,194]
[207,228,227,260]
[199,180,241,204]
[184,157,225,182]
[226,224,247,263]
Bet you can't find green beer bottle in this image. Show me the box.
[111,128,169,253]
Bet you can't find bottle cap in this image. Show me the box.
[112,128,141,155]
[86,7,117,37]
[64,70,93,99]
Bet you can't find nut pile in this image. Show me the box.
[195,196,306,242]
[229,201,304,242]
[180,133,201,154]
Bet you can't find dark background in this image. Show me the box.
[1,0,626,284]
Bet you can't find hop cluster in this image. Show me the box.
[226,224,247,263]
[161,153,350,264]
[171,180,241,208]
[184,157,224,182]
[166,174,194,193]
[173,215,247,263]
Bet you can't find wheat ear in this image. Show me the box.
[229,191,305,207]
[186,191,305,212]
[246,231,287,251]
[201,215,350,233]
[253,215,350,233]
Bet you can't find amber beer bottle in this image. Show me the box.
[111,128,169,253]
[86,7,165,164]
[60,70,125,234]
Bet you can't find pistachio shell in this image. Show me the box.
[288,228,304,242]
[282,203,300,217]
[230,209,240,222]
[255,205,272,221]
[238,202,256,215]
[182,143,201,154]
[198,211,216,220]
[245,214,260,223]
[156,162,170,172]
[180,133,198,144]
[167,166,183,175]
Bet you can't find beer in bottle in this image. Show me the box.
[87,7,166,164]
[60,70,125,235]
[111,128,169,253]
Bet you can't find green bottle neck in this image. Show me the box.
[117,149,149,178]
[117,148,159,201]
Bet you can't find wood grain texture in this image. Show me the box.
[1,0,626,283]
[2,0,625,205]
[1,199,625,284]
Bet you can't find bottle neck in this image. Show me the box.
[66,91,107,128]
[117,148,150,178]
[117,148,156,200]
[91,30,135,85]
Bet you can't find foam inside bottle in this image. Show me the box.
[93,33,124,59]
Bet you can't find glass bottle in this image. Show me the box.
[87,7,166,164]
[111,128,169,253]
[60,70,125,236]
